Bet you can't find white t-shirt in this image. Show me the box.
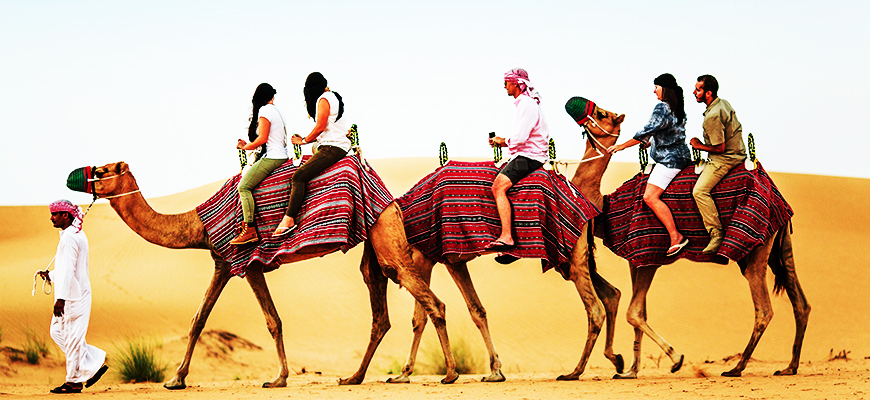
[257,104,289,159]
[314,92,351,152]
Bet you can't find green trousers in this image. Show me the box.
[238,157,288,223]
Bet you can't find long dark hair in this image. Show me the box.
[661,87,686,124]
[654,73,686,124]
[303,72,344,121]
[248,83,276,142]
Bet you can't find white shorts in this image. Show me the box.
[647,164,682,190]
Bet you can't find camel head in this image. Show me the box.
[564,96,625,151]
[91,161,139,199]
[564,97,626,208]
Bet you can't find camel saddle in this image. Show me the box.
[396,160,600,272]
[196,155,394,276]
[600,162,793,267]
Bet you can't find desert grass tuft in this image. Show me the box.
[115,337,168,383]
[420,336,483,375]
[383,357,405,375]
[23,329,50,365]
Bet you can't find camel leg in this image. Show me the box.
[615,264,645,379]
[591,269,624,374]
[244,264,289,388]
[446,262,505,382]
[386,262,434,384]
[557,229,606,381]
[340,240,391,385]
[772,229,811,376]
[164,260,233,390]
[722,240,775,377]
[618,264,684,378]
[370,203,458,384]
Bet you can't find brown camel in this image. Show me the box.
[572,103,811,378]
[386,135,629,384]
[89,161,461,388]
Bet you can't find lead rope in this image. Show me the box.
[32,257,55,296]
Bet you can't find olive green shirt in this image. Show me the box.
[702,97,746,165]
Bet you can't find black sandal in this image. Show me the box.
[49,382,82,394]
[86,364,109,388]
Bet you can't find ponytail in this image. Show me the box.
[249,83,276,142]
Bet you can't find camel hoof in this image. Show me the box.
[262,379,287,388]
[481,371,506,382]
[721,368,742,377]
[613,354,625,374]
[163,380,187,390]
[612,371,637,380]
[774,367,797,376]
[338,376,363,385]
[386,375,411,384]
[441,373,459,384]
[671,355,684,373]
[556,374,579,381]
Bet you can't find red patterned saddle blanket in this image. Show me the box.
[601,162,793,267]
[195,155,394,276]
[396,160,600,272]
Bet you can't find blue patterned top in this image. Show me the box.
[632,102,691,169]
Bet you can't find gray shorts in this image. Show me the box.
[499,156,544,184]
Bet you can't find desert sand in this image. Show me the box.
[2,158,869,399]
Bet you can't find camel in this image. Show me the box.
[385,141,628,384]
[88,160,462,388]
[396,99,809,380]
[572,101,811,378]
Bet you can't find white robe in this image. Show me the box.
[48,226,106,383]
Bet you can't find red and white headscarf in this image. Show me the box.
[50,199,84,232]
[504,68,541,104]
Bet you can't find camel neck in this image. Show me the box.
[107,173,208,250]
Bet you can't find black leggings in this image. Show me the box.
[284,145,347,218]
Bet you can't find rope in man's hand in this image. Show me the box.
[32,256,55,296]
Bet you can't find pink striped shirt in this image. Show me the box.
[506,95,550,163]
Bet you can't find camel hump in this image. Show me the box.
[601,161,793,267]
[196,155,394,276]
[396,160,600,272]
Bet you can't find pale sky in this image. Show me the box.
[2,0,868,205]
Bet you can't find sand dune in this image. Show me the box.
[2,158,869,398]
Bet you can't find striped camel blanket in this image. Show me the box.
[600,162,793,267]
[395,160,600,272]
[195,155,394,276]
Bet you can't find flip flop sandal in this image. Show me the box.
[273,224,297,238]
[666,238,690,257]
[484,240,515,252]
[50,383,82,394]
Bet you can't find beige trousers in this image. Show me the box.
[692,159,740,233]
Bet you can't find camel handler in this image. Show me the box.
[38,200,108,394]
[486,68,550,251]
[690,75,747,254]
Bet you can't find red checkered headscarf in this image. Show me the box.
[50,199,84,232]
[504,68,541,104]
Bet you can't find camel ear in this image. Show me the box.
[615,114,625,125]
[116,162,128,174]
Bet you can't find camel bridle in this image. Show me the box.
[88,171,141,199]
[577,116,620,165]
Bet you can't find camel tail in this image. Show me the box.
[768,221,792,296]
